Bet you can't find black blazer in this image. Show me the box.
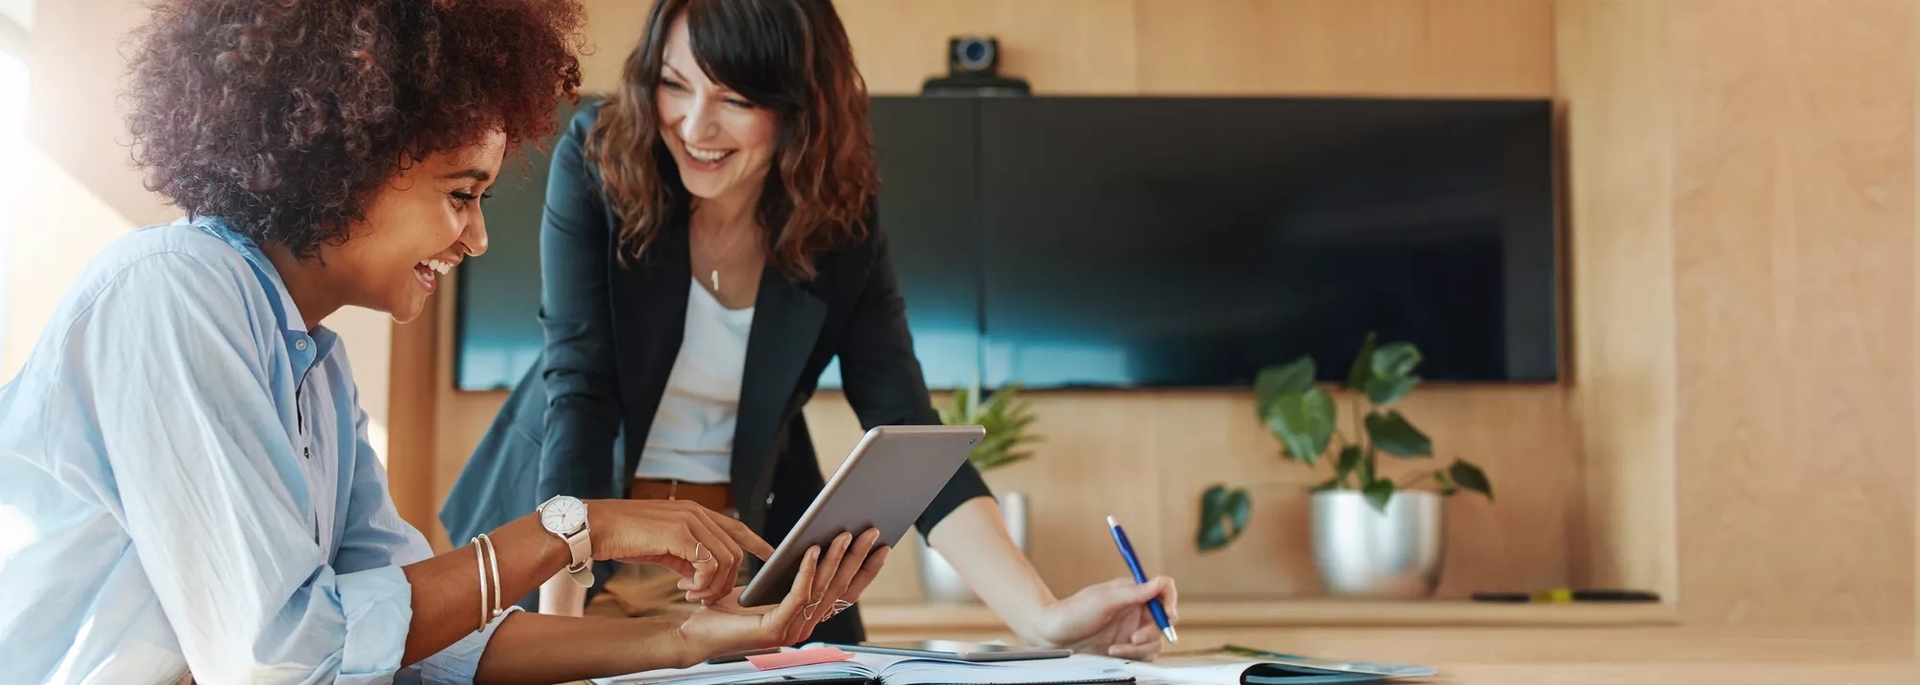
[441,103,993,644]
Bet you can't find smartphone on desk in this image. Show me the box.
[840,640,1071,662]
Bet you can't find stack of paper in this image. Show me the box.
[596,650,1134,685]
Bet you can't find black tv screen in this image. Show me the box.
[812,97,985,390]
[971,97,1556,387]
[453,95,1558,392]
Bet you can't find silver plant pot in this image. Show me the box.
[1310,489,1444,598]
[918,491,1028,604]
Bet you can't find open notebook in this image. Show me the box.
[1119,646,1436,684]
[593,649,1134,685]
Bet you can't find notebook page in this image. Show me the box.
[866,652,1132,685]
[1120,653,1258,685]
[1120,648,1435,683]
[595,655,879,685]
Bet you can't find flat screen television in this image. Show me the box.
[971,97,1557,388]
[453,95,1558,392]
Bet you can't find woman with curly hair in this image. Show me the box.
[0,1,882,684]
[442,0,1179,658]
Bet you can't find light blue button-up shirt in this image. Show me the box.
[0,217,510,684]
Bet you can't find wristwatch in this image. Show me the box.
[537,495,594,587]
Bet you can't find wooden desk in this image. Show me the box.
[1419,663,1918,684]
[1176,625,1916,684]
[858,600,1679,633]
[571,624,1919,685]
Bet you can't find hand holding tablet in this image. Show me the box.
[675,531,889,656]
[738,425,986,607]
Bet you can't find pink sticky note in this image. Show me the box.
[747,646,856,671]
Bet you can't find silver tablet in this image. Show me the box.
[738,424,986,607]
[840,640,1071,662]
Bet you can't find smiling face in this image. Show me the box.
[655,14,780,208]
[322,130,504,323]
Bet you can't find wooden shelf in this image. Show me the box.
[858,599,1679,631]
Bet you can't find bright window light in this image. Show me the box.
[0,51,23,346]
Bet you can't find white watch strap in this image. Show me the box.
[564,530,593,587]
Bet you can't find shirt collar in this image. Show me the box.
[176,216,339,370]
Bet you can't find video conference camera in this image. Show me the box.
[921,35,1031,97]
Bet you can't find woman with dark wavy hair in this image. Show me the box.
[443,0,1180,657]
[0,1,883,683]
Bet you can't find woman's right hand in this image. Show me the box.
[586,499,775,603]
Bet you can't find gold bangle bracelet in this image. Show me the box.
[470,536,489,630]
[479,533,504,620]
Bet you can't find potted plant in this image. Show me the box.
[1196,333,1493,598]
[918,382,1042,604]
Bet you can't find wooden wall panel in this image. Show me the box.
[1554,0,1680,600]
[388,312,440,531]
[808,384,1575,604]
[1134,0,1555,97]
[1668,0,1916,626]
[579,0,651,93]
[835,0,1140,96]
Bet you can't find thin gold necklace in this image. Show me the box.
[697,221,750,294]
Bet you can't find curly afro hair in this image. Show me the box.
[127,0,586,259]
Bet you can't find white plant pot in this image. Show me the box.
[1310,489,1445,598]
[918,492,1028,604]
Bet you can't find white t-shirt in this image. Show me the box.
[633,278,754,484]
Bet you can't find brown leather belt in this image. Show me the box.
[630,478,735,514]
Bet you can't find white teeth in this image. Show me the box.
[685,143,729,163]
[419,259,453,275]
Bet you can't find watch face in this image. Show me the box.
[542,497,586,535]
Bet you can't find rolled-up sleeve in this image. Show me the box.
[68,252,415,684]
[400,610,515,685]
[335,566,414,681]
[335,382,515,685]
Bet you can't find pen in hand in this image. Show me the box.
[1106,515,1177,644]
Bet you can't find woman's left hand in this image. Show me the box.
[674,529,890,660]
[1030,575,1179,661]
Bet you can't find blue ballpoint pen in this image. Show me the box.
[1106,515,1177,644]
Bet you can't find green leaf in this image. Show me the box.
[1345,332,1379,391]
[1362,478,1396,514]
[1268,387,1336,464]
[942,382,1043,472]
[1254,357,1316,410]
[1363,375,1419,406]
[936,389,967,425]
[1365,410,1432,457]
[1197,485,1253,551]
[1433,468,1459,496]
[1227,489,1250,537]
[1448,459,1494,502]
[1370,341,1422,379]
[1309,475,1343,493]
[1332,446,1363,486]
